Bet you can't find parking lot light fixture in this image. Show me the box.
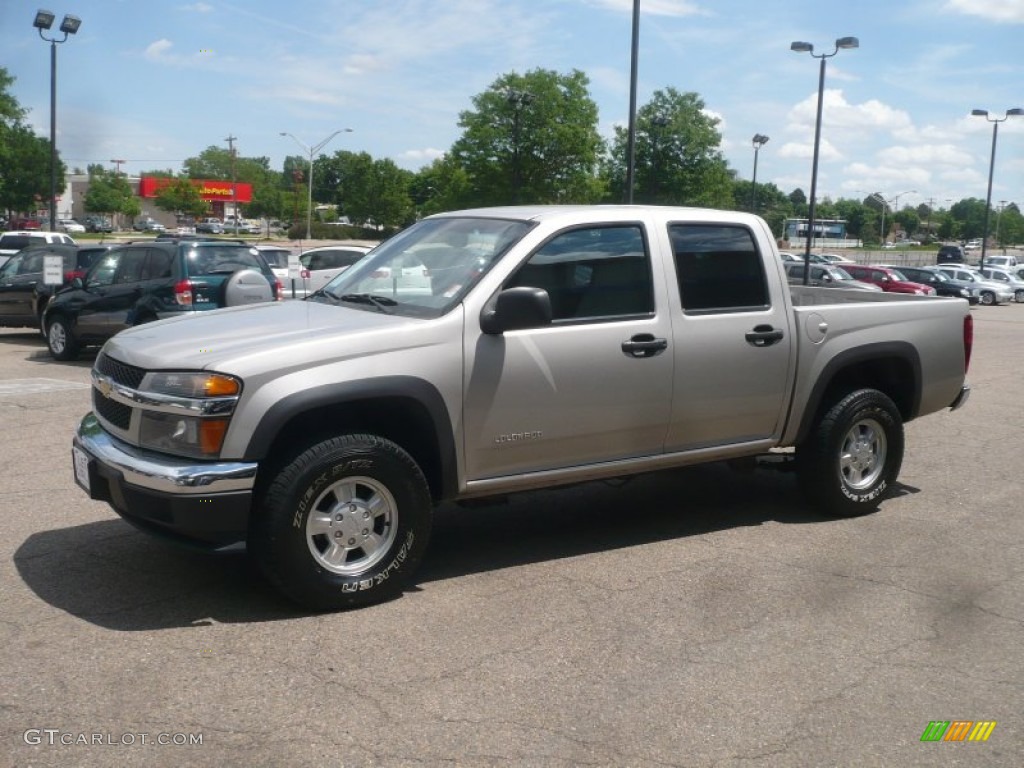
[972,108,1024,270]
[750,134,769,212]
[791,36,858,284]
[280,129,353,240]
[33,8,81,233]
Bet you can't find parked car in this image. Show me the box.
[57,218,86,234]
[195,218,224,234]
[777,251,801,262]
[255,245,294,287]
[841,265,936,295]
[935,265,1014,305]
[937,244,965,263]
[978,266,1024,303]
[889,265,980,305]
[7,217,42,230]
[293,245,372,298]
[783,262,882,291]
[83,215,114,233]
[817,252,856,264]
[43,240,282,360]
[67,205,973,610]
[0,244,115,331]
[981,254,1018,269]
[964,239,982,251]
[0,231,77,267]
[133,217,166,233]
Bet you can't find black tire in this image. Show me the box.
[250,434,432,611]
[46,315,79,361]
[797,389,904,517]
[1015,289,1024,303]
[979,290,995,306]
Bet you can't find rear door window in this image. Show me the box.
[669,224,769,312]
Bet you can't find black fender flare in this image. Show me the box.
[793,341,922,446]
[241,376,459,499]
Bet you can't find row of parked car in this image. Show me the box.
[0,236,375,360]
[780,250,1024,306]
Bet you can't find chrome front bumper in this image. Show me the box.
[949,383,971,412]
[75,412,257,495]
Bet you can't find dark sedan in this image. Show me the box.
[889,265,980,305]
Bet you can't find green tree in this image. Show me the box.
[605,89,732,207]
[0,67,65,217]
[411,155,473,217]
[451,68,605,205]
[83,166,135,221]
[154,177,208,219]
[950,198,989,240]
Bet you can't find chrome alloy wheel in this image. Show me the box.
[305,476,398,576]
[839,418,887,490]
[48,321,67,355]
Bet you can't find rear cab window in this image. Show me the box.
[669,224,769,313]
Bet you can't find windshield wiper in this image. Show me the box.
[339,293,398,313]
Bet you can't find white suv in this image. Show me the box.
[0,231,77,266]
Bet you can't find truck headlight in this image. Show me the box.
[136,372,241,458]
[139,412,230,458]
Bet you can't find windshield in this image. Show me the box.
[889,269,908,281]
[311,216,533,317]
[832,267,855,280]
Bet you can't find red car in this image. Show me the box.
[7,217,43,230]
[842,265,936,295]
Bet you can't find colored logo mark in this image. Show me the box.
[920,720,996,742]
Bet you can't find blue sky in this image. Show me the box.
[2,0,1022,211]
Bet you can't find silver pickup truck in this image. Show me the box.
[71,206,972,610]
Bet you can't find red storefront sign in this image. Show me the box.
[138,177,253,203]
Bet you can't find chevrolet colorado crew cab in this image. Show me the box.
[71,206,972,610]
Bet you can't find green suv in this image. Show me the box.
[43,239,281,360]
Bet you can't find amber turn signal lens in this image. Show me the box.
[203,375,240,397]
[199,419,229,455]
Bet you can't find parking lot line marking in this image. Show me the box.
[0,378,90,396]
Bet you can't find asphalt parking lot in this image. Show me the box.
[2,303,1023,767]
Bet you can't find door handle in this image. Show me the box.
[745,324,784,347]
[621,333,668,358]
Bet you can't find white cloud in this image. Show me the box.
[144,39,174,61]
[944,0,1024,23]
[181,2,214,12]
[786,90,914,141]
[399,148,445,165]
[777,139,842,162]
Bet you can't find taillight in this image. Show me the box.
[963,313,973,373]
[174,279,194,306]
[300,268,310,279]
[275,278,283,300]
[63,269,85,283]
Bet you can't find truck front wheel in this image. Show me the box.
[797,389,904,517]
[251,434,432,610]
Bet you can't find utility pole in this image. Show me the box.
[224,134,237,233]
[110,158,125,174]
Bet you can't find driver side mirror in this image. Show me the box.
[71,277,84,289]
[480,287,552,334]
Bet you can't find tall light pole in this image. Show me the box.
[872,189,916,244]
[280,129,352,240]
[750,134,769,212]
[971,108,1023,270]
[224,134,237,233]
[624,0,641,203]
[790,36,858,284]
[33,9,81,232]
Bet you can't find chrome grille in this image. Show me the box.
[96,353,146,389]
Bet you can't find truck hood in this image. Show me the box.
[102,300,421,371]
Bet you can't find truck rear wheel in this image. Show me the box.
[797,389,904,517]
[251,434,432,610]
